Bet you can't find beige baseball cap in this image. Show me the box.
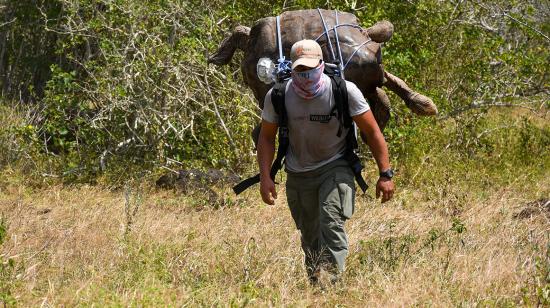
[290,39,323,69]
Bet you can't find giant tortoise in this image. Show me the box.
[208,9,437,142]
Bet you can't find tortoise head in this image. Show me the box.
[362,21,394,43]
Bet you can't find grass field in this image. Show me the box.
[1,165,548,306]
[0,0,548,305]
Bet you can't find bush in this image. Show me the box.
[0,0,547,184]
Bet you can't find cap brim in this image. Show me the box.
[291,58,321,69]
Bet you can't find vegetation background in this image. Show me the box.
[0,0,548,306]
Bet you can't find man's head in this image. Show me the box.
[290,39,323,71]
[289,40,326,99]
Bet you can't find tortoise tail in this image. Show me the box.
[208,25,250,65]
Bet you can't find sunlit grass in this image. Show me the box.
[0,163,548,306]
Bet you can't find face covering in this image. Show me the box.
[291,62,326,100]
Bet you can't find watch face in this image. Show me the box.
[381,169,394,178]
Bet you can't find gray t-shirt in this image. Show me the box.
[262,74,370,173]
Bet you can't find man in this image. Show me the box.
[258,39,395,283]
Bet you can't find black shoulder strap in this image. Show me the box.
[271,81,288,124]
[329,74,348,138]
[270,80,290,179]
[329,73,367,192]
[233,81,290,195]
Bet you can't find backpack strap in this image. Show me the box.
[233,81,290,195]
[269,80,290,180]
[330,74,348,138]
[329,74,368,193]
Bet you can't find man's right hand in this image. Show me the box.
[257,120,278,205]
[376,177,395,203]
[260,177,277,205]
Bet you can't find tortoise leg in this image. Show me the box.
[383,71,438,116]
[207,26,250,66]
[364,87,391,132]
[359,87,391,144]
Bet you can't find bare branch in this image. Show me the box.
[0,17,16,28]
[502,12,550,42]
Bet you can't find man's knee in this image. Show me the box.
[319,220,348,249]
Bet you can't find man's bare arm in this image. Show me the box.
[257,120,278,205]
[352,110,395,203]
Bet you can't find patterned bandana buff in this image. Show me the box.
[291,62,326,100]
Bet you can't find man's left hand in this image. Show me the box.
[376,177,395,203]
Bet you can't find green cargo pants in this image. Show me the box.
[285,159,356,281]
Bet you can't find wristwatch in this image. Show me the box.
[379,168,394,179]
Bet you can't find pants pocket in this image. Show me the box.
[335,171,356,220]
[286,187,302,229]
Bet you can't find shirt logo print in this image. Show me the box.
[310,114,332,123]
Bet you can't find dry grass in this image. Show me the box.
[0,172,549,306]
